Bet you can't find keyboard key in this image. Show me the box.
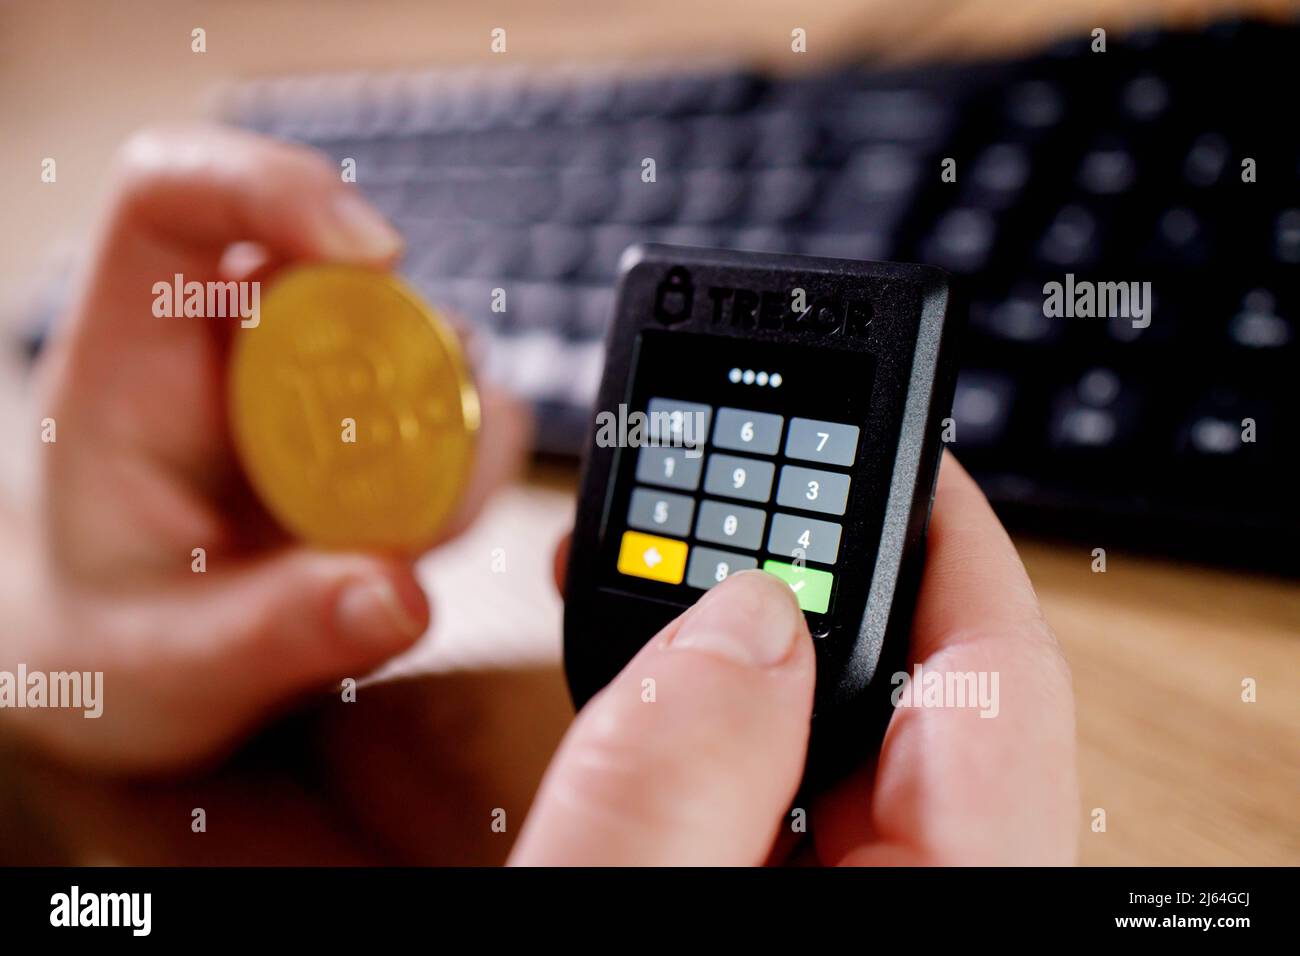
[1275,209,1300,263]
[762,561,834,614]
[585,224,643,279]
[656,225,725,248]
[703,453,776,502]
[1183,132,1229,186]
[1176,383,1276,468]
[646,397,712,449]
[1051,407,1118,448]
[811,171,912,235]
[617,531,688,584]
[512,281,574,334]
[616,80,683,119]
[799,229,891,262]
[1106,291,1173,345]
[752,110,819,165]
[678,169,747,224]
[700,71,761,112]
[683,115,754,167]
[712,407,783,455]
[952,370,1015,447]
[627,488,695,537]
[836,90,951,146]
[969,143,1030,207]
[747,168,818,223]
[686,547,758,590]
[728,226,790,254]
[1048,366,1144,451]
[625,116,690,164]
[636,447,703,490]
[695,500,767,550]
[555,169,618,222]
[527,225,590,279]
[1186,415,1243,455]
[1228,290,1292,349]
[1120,73,1169,122]
[614,169,681,223]
[844,144,923,198]
[665,69,752,115]
[767,513,843,564]
[972,293,1062,345]
[571,287,614,339]
[455,172,557,223]
[479,330,576,400]
[784,418,860,466]
[463,227,531,277]
[1005,80,1064,130]
[566,73,619,120]
[566,340,605,405]
[1037,204,1100,267]
[923,207,996,273]
[775,465,851,515]
[1151,206,1209,263]
[1077,368,1122,407]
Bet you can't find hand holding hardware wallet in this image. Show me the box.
[564,245,964,781]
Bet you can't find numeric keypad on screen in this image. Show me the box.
[617,397,859,614]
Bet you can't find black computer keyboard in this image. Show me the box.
[222,19,1298,571]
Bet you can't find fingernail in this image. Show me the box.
[321,192,403,260]
[668,570,802,667]
[336,579,423,646]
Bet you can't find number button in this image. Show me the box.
[785,418,860,466]
[686,547,758,590]
[646,397,712,450]
[694,501,767,551]
[712,408,783,455]
[775,465,851,515]
[767,513,843,564]
[627,488,695,537]
[636,446,703,490]
[702,453,775,502]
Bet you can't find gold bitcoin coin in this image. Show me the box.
[229,265,479,552]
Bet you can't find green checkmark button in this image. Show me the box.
[761,560,834,614]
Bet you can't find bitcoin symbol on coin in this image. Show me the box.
[229,265,479,551]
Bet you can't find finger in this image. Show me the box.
[24,546,430,773]
[815,452,1077,865]
[66,124,402,353]
[111,124,401,264]
[217,240,279,283]
[432,386,533,547]
[510,571,816,866]
[552,531,571,594]
[181,547,428,702]
[909,451,1054,660]
[54,547,431,770]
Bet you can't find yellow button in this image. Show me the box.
[617,531,688,584]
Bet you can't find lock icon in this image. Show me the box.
[653,267,694,325]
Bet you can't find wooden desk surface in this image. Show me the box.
[0,0,1296,866]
